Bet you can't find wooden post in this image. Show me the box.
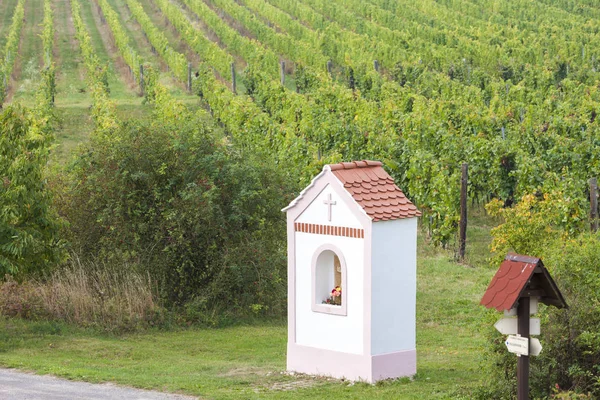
[139,65,144,96]
[187,62,192,92]
[327,60,332,76]
[459,163,468,260]
[231,62,236,94]
[280,61,285,86]
[517,298,530,400]
[590,178,598,232]
[374,60,379,72]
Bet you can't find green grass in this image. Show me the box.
[0,234,495,399]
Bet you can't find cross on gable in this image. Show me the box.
[323,193,337,221]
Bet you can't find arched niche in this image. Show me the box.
[311,244,347,316]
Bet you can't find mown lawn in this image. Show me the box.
[0,240,496,399]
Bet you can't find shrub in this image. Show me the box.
[479,180,600,398]
[535,235,600,398]
[0,105,64,276]
[59,113,293,319]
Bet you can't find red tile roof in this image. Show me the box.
[328,160,421,222]
[481,254,568,311]
[480,254,540,311]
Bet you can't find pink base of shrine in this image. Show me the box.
[287,343,416,383]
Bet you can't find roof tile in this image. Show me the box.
[480,257,538,311]
[328,160,421,222]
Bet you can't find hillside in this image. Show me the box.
[1,0,599,237]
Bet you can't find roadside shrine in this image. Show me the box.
[282,160,420,383]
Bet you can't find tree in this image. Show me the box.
[0,105,64,276]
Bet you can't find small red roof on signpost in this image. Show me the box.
[480,253,567,312]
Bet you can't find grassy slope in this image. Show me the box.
[0,233,495,399]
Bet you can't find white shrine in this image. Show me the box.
[282,160,421,382]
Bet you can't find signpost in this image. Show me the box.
[517,297,530,400]
[495,317,540,336]
[480,254,568,400]
[530,338,543,357]
[505,335,529,356]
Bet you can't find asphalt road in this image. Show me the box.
[0,368,199,399]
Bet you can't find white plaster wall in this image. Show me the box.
[370,218,418,355]
[295,232,364,354]
[297,184,363,228]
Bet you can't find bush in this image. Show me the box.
[535,235,600,398]
[479,181,600,398]
[0,105,64,276]
[59,113,293,319]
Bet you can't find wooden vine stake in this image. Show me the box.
[374,60,380,72]
[327,60,332,76]
[280,61,285,86]
[187,62,192,93]
[590,178,598,232]
[231,62,236,94]
[139,65,144,96]
[459,163,468,260]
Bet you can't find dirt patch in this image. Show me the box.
[267,379,319,391]
[217,366,268,377]
[250,371,332,393]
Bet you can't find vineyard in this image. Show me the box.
[1,0,599,244]
[2,0,600,397]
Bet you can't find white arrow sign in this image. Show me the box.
[530,338,542,356]
[504,297,539,317]
[506,335,529,356]
[495,318,540,335]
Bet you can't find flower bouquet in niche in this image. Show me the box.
[323,286,342,306]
